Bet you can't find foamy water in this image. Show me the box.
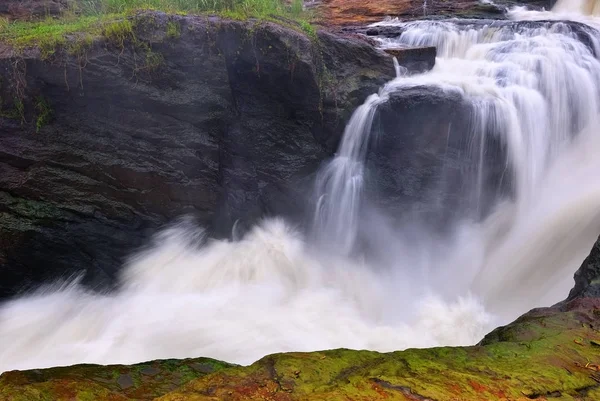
[2,0,600,373]
[0,218,494,371]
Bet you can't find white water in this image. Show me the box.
[3,0,600,373]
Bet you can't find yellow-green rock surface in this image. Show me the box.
[3,298,600,400]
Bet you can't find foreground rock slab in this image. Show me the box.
[0,357,234,400]
[3,297,600,400]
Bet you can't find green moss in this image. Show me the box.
[0,357,236,401]
[35,96,53,133]
[299,19,316,38]
[154,303,600,401]
[141,48,164,72]
[0,97,25,123]
[0,192,66,221]
[165,20,181,38]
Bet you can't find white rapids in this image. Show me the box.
[2,0,600,373]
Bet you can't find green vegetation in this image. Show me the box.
[34,96,53,132]
[0,0,314,52]
[102,18,134,48]
[165,20,181,38]
[0,97,25,122]
[0,357,235,401]
[77,0,306,18]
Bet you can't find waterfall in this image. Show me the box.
[554,0,600,16]
[316,16,600,253]
[312,94,382,254]
[3,3,600,374]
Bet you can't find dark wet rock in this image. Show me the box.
[140,366,160,376]
[569,237,600,300]
[363,85,510,230]
[117,374,134,390]
[190,362,216,374]
[384,47,436,73]
[0,13,428,299]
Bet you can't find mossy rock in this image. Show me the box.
[0,357,234,400]
[4,298,600,400]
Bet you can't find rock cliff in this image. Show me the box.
[0,12,431,298]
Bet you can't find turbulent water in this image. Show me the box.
[3,0,600,373]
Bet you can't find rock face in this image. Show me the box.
[364,85,509,229]
[3,297,600,400]
[384,46,436,73]
[569,236,600,300]
[0,13,435,299]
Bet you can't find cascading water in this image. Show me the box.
[312,94,383,254]
[554,0,600,16]
[2,0,600,373]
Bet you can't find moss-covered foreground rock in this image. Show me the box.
[3,297,600,400]
[0,357,234,400]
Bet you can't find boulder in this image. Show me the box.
[384,46,437,73]
[363,85,510,230]
[569,236,600,300]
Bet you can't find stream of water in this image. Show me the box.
[2,0,600,373]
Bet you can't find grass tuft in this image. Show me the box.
[102,19,135,47]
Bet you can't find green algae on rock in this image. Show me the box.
[158,299,600,400]
[0,357,234,400]
[3,298,600,400]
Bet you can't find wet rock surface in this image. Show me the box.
[359,85,510,235]
[569,236,600,300]
[383,47,436,73]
